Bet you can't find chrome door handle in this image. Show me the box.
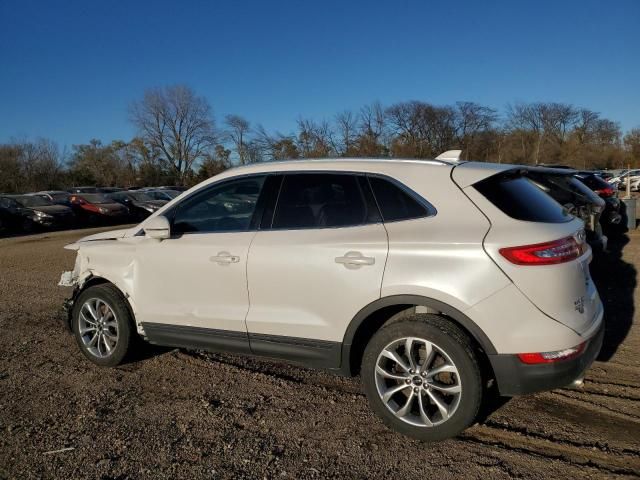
[335,251,375,268]
[210,252,240,264]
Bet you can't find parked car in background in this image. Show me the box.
[155,185,188,192]
[526,168,607,252]
[0,195,35,233]
[629,176,640,192]
[69,193,130,224]
[0,194,75,231]
[608,169,640,190]
[574,172,623,234]
[68,186,100,194]
[99,187,126,193]
[142,189,181,201]
[107,191,167,221]
[60,158,603,442]
[33,190,72,206]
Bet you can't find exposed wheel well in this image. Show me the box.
[343,300,496,386]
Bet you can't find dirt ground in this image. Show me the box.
[0,227,638,479]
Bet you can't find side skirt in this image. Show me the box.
[142,322,342,370]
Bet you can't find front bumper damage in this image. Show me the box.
[59,270,79,331]
[58,270,76,287]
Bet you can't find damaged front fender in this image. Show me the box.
[58,270,76,287]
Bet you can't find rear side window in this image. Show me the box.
[475,174,571,223]
[272,173,380,229]
[368,176,430,222]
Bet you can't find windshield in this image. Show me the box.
[129,192,154,202]
[14,195,53,207]
[81,193,112,204]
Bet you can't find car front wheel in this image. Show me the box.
[361,314,482,442]
[71,284,134,367]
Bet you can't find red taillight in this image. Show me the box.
[499,236,585,266]
[517,343,585,364]
[594,187,614,197]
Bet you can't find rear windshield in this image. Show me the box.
[474,173,571,223]
[575,174,610,192]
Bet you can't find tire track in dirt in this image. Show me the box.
[550,390,640,421]
[460,425,640,477]
[182,347,640,475]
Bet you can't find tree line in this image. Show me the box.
[1,84,639,193]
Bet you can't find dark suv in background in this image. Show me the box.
[526,167,607,251]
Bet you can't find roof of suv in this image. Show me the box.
[206,158,513,189]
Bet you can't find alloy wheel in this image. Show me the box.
[78,298,119,358]
[374,336,462,427]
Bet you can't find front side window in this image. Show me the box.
[172,176,265,233]
[272,173,379,229]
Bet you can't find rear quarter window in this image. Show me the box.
[368,176,431,222]
[474,174,571,223]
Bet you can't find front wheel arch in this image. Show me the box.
[67,276,135,330]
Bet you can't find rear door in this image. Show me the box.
[459,169,601,335]
[245,173,388,367]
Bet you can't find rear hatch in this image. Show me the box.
[453,164,601,335]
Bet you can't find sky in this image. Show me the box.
[0,0,638,149]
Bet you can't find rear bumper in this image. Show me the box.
[488,320,604,396]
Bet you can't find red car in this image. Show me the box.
[69,193,130,224]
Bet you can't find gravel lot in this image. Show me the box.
[0,227,639,479]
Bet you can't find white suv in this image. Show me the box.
[59,159,604,441]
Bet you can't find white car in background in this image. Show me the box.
[609,169,640,190]
[59,158,604,442]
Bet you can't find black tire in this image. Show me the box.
[361,313,482,442]
[71,284,134,367]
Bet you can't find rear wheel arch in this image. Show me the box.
[341,295,497,376]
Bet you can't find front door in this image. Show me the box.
[134,175,266,350]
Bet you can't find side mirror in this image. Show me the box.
[144,215,171,240]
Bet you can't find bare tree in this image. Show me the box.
[296,118,334,158]
[334,111,358,156]
[356,102,389,157]
[455,102,498,159]
[130,85,216,183]
[253,125,299,161]
[386,101,457,158]
[224,114,251,165]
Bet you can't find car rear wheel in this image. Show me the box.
[72,284,133,367]
[361,314,482,442]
